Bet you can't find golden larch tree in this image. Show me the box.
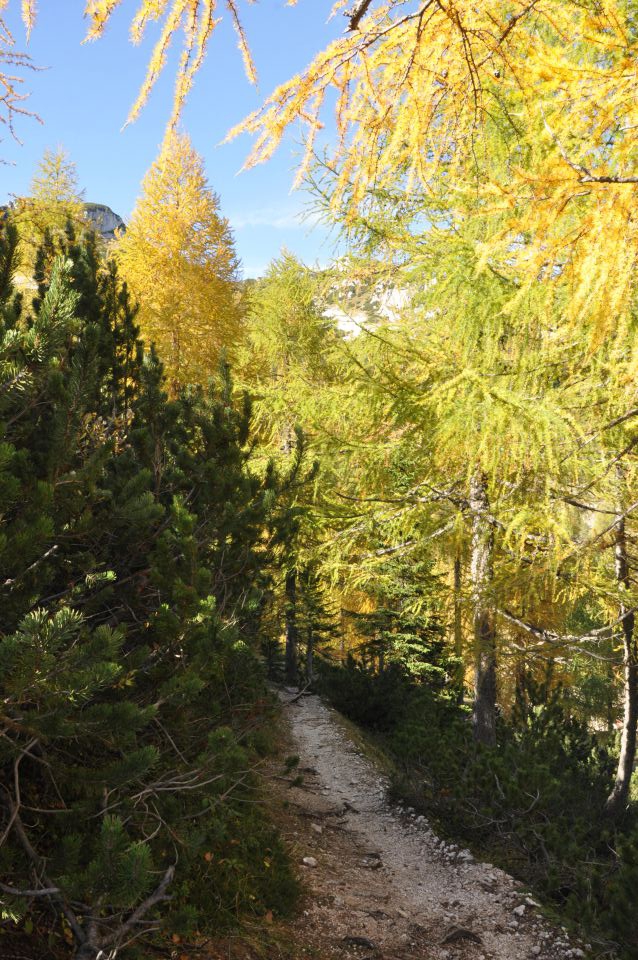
[116,131,243,386]
[12,146,85,272]
[9,0,630,348]
[0,2,35,138]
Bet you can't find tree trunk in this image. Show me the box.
[469,472,497,746]
[73,923,100,960]
[74,945,98,960]
[605,515,637,817]
[453,553,464,703]
[378,645,385,674]
[306,626,314,684]
[285,570,298,686]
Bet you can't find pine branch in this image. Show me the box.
[3,795,86,946]
[497,606,638,648]
[562,500,638,563]
[496,0,541,44]
[0,882,60,897]
[2,544,59,591]
[571,437,638,497]
[558,496,618,516]
[102,865,175,950]
[543,112,638,184]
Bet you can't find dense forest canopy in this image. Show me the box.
[3,2,638,959]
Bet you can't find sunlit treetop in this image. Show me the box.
[115,130,243,386]
[8,1,638,341]
[30,145,83,204]
[11,146,85,270]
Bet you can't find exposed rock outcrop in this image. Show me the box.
[83,203,126,241]
[0,201,125,243]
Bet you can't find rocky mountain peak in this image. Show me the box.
[83,202,126,241]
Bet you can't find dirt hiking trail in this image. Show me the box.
[276,691,592,960]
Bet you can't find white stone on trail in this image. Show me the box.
[282,692,589,960]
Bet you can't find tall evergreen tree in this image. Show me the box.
[0,220,294,957]
[116,131,243,388]
[12,147,85,273]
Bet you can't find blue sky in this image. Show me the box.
[0,1,344,277]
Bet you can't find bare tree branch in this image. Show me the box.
[348,0,375,31]
[0,882,60,897]
[543,114,638,185]
[497,606,638,647]
[103,865,175,950]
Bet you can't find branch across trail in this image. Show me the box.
[275,691,589,960]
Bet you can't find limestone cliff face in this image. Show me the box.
[83,203,126,242]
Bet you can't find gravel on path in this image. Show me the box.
[279,690,592,960]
